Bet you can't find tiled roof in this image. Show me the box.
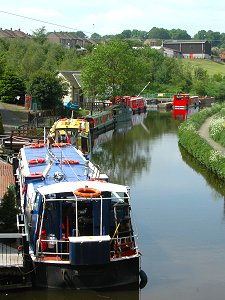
[58,70,81,88]
[0,159,15,200]
[0,28,29,38]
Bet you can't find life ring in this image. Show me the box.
[27,172,43,179]
[30,143,45,148]
[62,159,79,165]
[74,187,101,198]
[28,158,45,165]
[52,143,67,147]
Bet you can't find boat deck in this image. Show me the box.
[20,144,101,188]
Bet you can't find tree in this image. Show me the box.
[91,33,102,42]
[121,30,132,39]
[74,31,87,38]
[0,69,26,103]
[169,29,191,40]
[0,184,19,233]
[32,27,48,44]
[148,27,171,39]
[81,40,143,99]
[28,70,68,111]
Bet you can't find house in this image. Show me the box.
[144,39,161,47]
[0,28,29,39]
[163,40,211,59]
[58,70,85,106]
[151,46,182,58]
[47,32,96,49]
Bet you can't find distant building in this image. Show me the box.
[144,39,161,47]
[58,70,85,106]
[151,46,182,58]
[0,28,29,39]
[47,32,96,49]
[163,40,211,59]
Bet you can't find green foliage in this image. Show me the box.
[178,103,225,180]
[81,40,145,99]
[0,184,19,233]
[209,110,225,147]
[28,70,68,110]
[0,68,26,103]
[32,27,48,44]
[148,27,170,39]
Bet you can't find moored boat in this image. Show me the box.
[48,118,91,156]
[16,140,142,289]
[114,96,147,114]
[84,110,115,134]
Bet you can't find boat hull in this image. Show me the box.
[33,256,140,289]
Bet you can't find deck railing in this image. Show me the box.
[36,234,139,261]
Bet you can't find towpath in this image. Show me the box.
[0,102,29,134]
[198,115,225,155]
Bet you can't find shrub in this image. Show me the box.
[178,103,225,180]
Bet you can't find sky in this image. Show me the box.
[0,0,224,38]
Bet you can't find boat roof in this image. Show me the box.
[37,180,129,196]
[50,118,89,132]
[20,144,97,190]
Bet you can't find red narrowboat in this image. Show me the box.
[173,94,199,109]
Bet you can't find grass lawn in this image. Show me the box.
[179,58,225,76]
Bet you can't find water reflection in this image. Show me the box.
[1,288,140,300]
[173,107,199,120]
[179,145,225,198]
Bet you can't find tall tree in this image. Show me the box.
[148,27,171,39]
[28,70,68,111]
[32,27,48,44]
[0,69,26,103]
[0,185,19,233]
[169,29,191,40]
[81,40,142,99]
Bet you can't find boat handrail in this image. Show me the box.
[36,234,138,260]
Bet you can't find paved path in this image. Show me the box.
[199,115,225,155]
[0,102,29,134]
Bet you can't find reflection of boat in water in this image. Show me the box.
[173,107,199,120]
[16,136,143,289]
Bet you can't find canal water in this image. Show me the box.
[2,110,225,300]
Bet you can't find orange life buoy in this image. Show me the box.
[52,143,67,147]
[26,172,43,179]
[28,158,45,165]
[30,143,45,148]
[62,159,79,165]
[74,187,101,198]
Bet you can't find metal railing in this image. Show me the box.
[35,234,138,261]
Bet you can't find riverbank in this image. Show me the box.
[178,103,225,180]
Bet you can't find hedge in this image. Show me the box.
[178,103,225,180]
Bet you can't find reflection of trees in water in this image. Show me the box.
[91,111,179,185]
[179,144,225,198]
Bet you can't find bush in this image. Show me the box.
[178,103,225,180]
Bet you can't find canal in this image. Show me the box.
[2,110,225,300]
